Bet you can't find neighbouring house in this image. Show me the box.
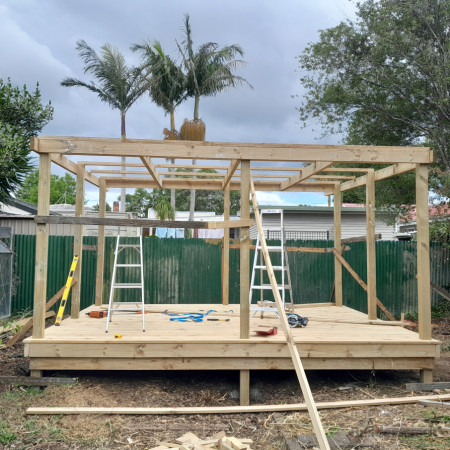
[146,209,241,238]
[250,204,398,240]
[397,204,450,239]
[0,198,138,236]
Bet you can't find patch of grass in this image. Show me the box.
[0,421,17,445]
[326,425,340,437]
[400,435,449,449]
[2,386,42,400]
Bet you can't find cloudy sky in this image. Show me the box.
[1,0,356,207]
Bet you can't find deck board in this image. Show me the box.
[24,303,440,372]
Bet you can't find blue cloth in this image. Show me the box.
[155,227,185,238]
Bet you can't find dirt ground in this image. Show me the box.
[0,318,449,449]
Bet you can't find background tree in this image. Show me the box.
[92,202,112,212]
[61,40,147,211]
[132,40,187,211]
[16,169,76,205]
[0,78,53,203]
[118,188,153,218]
[296,0,450,203]
[177,14,252,221]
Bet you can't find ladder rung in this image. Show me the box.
[257,246,282,251]
[250,306,279,312]
[116,264,142,267]
[118,244,141,248]
[113,283,143,289]
[254,265,285,270]
[263,227,282,231]
[252,285,290,290]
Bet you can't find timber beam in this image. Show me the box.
[32,136,433,164]
[280,161,334,190]
[102,177,335,194]
[50,154,100,187]
[34,215,254,229]
[340,163,418,192]
[222,159,240,189]
[140,156,162,187]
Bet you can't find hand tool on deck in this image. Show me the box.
[207,318,230,322]
[255,326,278,336]
[55,255,79,326]
[287,314,308,328]
[86,311,107,318]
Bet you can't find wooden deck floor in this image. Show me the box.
[24,303,440,373]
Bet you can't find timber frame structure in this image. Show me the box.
[25,136,439,407]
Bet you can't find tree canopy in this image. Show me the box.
[121,183,241,218]
[0,78,53,203]
[16,169,76,205]
[296,0,450,201]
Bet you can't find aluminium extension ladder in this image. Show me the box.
[249,209,294,318]
[105,235,146,332]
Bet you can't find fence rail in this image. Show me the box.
[9,236,450,319]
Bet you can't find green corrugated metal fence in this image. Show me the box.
[10,236,450,319]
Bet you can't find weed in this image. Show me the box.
[0,421,17,445]
[326,425,340,437]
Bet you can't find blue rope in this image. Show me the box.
[162,309,215,323]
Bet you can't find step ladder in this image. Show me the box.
[106,235,145,332]
[250,209,294,318]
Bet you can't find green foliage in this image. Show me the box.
[121,180,241,217]
[178,14,252,120]
[132,40,187,130]
[92,202,112,212]
[0,422,16,445]
[429,217,450,247]
[61,40,146,137]
[0,78,53,203]
[16,169,76,205]
[297,0,450,199]
[154,197,175,221]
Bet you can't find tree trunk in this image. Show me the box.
[120,112,126,213]
[194,95,200,121]
[170,111,176,211]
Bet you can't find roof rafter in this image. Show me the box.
[140,156,162,188]
[340,163,416,192]
[222,160,240,189]
[280,162,333,191]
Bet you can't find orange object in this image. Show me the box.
[256,326,278,336]
[86,311,107,319]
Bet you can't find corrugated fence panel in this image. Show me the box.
[10,236,450,319]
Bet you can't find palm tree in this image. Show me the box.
[61,40,147,212]
[179,14,252,121]
[177,14,252,220]
[154,197,175,238]
[132,40,187,211]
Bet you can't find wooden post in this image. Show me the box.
[240,160,250,406]
[95,178,106,306]
[416,164,431,340]
[32,153,51,339]
[221,184,230,305]
[71,163,85,318]
[333,184,343,306]
[366,169,377,320]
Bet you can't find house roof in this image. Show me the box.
[0,198,61,216]
[257,204,368,213]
